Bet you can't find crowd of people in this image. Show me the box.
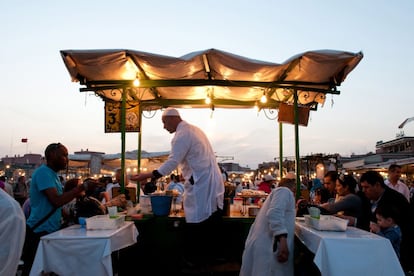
[0,143,166,275]
[235,165,414,275]
[2,107,414,276]
[1,108,222,275]
[3,156,414,276]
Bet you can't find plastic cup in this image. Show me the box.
[308,207,320,219]
[108,206,118,218]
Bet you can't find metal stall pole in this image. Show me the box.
[136,106,143,203]
[279,122,283,180]
[120,88,127,193]
[293,89,301,199]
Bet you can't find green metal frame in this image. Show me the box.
[80,79,341,199]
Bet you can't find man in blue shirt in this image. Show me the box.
[22,143,87,276]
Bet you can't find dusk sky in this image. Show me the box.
[1,0,413,169]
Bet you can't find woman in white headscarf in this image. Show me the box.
[240,177,296,276]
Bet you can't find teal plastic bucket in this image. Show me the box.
[150,195,173,216]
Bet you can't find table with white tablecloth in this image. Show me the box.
[295,219,404,276]
[30,221,138,276]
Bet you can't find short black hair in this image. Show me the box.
[314,187,332,203]
[338,174,357,193]
[44,143,63,160]
[388,164,401,172]
[375,204,401,224]
[360,170,386,188]
[324,171,338,182]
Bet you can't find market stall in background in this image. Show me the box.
[67,149,169,178]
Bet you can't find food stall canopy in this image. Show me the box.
[101,150,168,170]
[68,150,169,171]
[61,48,363,196]
[60,48,363,110]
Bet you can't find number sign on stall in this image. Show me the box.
[105,101,140,133]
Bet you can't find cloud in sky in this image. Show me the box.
[1,0,413,168]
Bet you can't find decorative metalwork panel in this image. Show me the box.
[105,101,140,133]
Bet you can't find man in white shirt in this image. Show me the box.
[130,107,225,269]
[0,187,26,276]
[385,164,410,202]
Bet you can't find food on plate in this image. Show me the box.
[239,189,266,197]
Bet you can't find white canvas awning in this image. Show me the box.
[61,48,363,110]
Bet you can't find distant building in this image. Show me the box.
[0,149,171,180]
[2,154,43,166]
[219,162,250,172]
[1,153,43,180]
[375,136,414,154]
[74,149,105,155]
[343,135,414,176]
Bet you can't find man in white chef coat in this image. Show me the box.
[130,107,225,268]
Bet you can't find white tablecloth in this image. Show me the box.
[295,220,404,276]
[30,221,138,276]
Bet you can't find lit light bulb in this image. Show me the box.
[133,78,140,87]
[205,95,211,104]
[260,94,267,103]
